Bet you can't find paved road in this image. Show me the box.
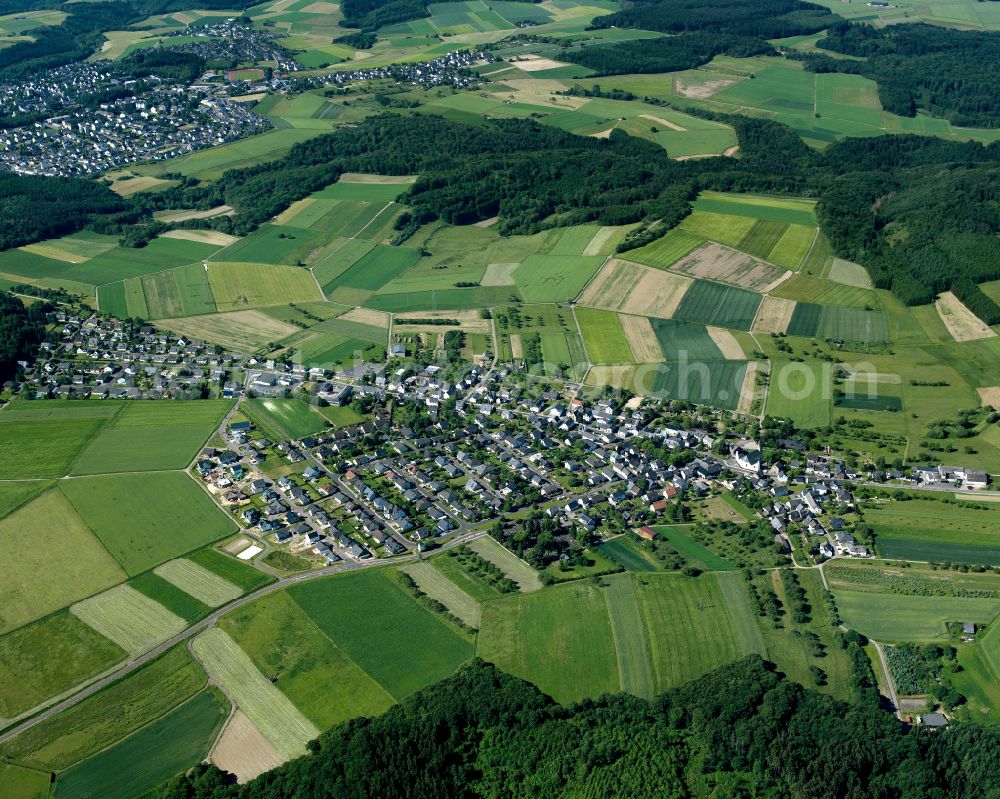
[0,529,486,745]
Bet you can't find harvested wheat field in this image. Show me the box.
[512,55,570,72]
[977,387,1000,410]
[620,314,664,362]
[509,334,524,358]
[340,307,391,328]
[162,229,238,246]
[155,205,232,223]
[670,243,789,292]
[752,296,796,334]
[675,76,738,99]
[707,326,744,359]
[737,362,761,413]
[577,259,692,318]
[394,309,491,334]
[935,292,997,342]
[210,710,286,784]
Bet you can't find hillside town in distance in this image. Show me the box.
[0,13,490,177]
[6,305,994,575]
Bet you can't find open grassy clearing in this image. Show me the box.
[71,584,186,657]
[188,546,273,594]
[0,479,53,520]
[219,590,394,730]
[477,580,620,704]
[467,536,543,591]
[0,489,126,635]
[53,689,227,799]
[576,258,692,317]
[603,573,656,699]
[0,763,49,799]
[651,525,735,571]
[599,535,660,572]
[0,644,206,771]
[290,569,473,700]
[0,611,125,722]
[154,559,242,607]
[59,472,237,576]
[192,628,319,760]
[70,400,230,475]
[400,561,481,628]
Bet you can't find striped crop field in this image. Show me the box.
[153,559,242,607]
[71,585,186,657]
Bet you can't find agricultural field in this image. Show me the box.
[153,559,242,607]
[0,645,207,772]
[53,689,228,799]
[218,591,394,730]
[157,309,304,352]
[0,763,49,799]
[599,535,660,572]
[575,307,635,365]
[651,525,735,571]
[192,628,319,760]
[766,361,833,427]
[577,258,692,318]
[242,398,330,441]
[866,499,1000,565]
[0,611,125,722]
[289,569,474,699]
[834,590,1000,642]
[672,279,762,331]
[785,301,890,344]
[0,401,119,479]
[669,243,789,292]
[477,580,620,704]
[59,472,237,575]
[0,489,126,635]
[400,561,482,628]
[70,400,230,475]
[207,262,321,311]
[467,536,543,591]
[603,573,656,699]
[71,584,186,657]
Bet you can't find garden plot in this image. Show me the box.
[670,243,789,292]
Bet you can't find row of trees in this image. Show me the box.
[161,655,1000,799]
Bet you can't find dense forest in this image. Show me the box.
[161,656,1000,799]
[562,31,776,75]
[0,291,51,383]
[568,0,836,75]
[801,22,1000,128]
[339,0,539,31]
[0,173,126,251]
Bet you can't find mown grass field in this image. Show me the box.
[192,628,319,759]
[154,559,242,607]
[599,535,659,572]
[0,645,206,771]
[603,573,656,699]
[70,400,230,475]
[129,570,211,624]
[0,479,52,520]
[59,472,237,576]
[71,584,186,657]
[400,561,481,628]
[188,546,273,594]
[514,254,605,304]
[219,590,394,730]
[477,580,620,704]
[638,573,757,693]
[575,307,635,364]
[207,262,321,310]
[467,536,543,591]
[289,569,473,699]
[651,525,734,571]
[626,228,704,270]
[0,489,126,635]
[0,611,125,721]
[429,551,504,602]
[54,689,227,799]
[0,763,49,799]
[867,499,1000,564]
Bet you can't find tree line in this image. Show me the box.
[160,655,1000,799]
